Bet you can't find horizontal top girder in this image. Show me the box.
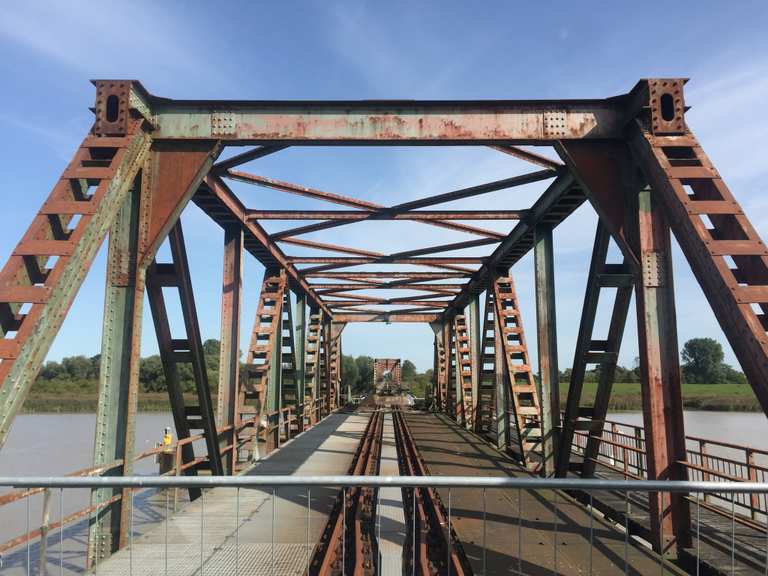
[112,79,678,143]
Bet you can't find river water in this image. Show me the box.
[609,410,768,451]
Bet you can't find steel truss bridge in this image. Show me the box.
[1,78,768,569]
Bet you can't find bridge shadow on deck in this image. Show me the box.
[577,456,768,575]
[405,411,684,575]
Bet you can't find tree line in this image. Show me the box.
[560,338,745,385]
[340,355,433,396]
[34,336,745,394]
[36,339,223,393]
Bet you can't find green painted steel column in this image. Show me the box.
[88,177,145,564]
[492,274,509,450]
[294,291,307,424]
[0,130,150,450]
[534,223,560,476]
[635,185,690,552]
[469,294,481,429]
[216,226,242,474]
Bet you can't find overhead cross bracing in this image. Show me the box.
[2,78,768,569]
[207,148,560,324]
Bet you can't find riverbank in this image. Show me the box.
[22,382,762,413]
[563,382,760,412]
[22,392,203,413]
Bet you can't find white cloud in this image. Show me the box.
[685,62,768,185]
[0,1,223,88]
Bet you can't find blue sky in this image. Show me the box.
[1,1,767,372]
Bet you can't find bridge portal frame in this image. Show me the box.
[0,78,765,560]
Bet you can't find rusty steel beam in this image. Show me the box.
[334,313,441,322]
[326,300,449,307]
[290,256,484,265]
[314,284,463,292]
[634,185,690,552]
[491,145,564,170]
[88,172,147,561]
[322,291,454,302]
[230,171,377,209]
[534,223,559,476]
[211,145,288,173]
[278,236,494,274]
[195,177,331,316]
[248,210,527,220]
[627,122,768,416]
[216,226,243,474]
[304,271,470,279]
[277,237,381,257]
[384,170,555,212]
[127,80,642,142]
[231,171,509,240]
[270,212,503,241]
[385,293,454,302]
[303,262,476,276]
[0,119,152,451]
[446,173,584,314]
[387,238,499,259]
[236,169,547,214]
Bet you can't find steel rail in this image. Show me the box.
[309,409,384,574]
[392,407,469,576]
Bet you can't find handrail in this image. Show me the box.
[567,415,768,527]
[1,475,767,493]
[0,416,262,554]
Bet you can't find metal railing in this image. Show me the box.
[0,475,767,575]
[0,400,333,565]
[573,418,768,529]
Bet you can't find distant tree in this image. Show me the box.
[402,359,417,381]
[341,355,359,392]
[354,356,374,392]
[139,355,166,392]
[61,355,96,380]
[203,339,220,357]
[614,364,640,383]
[682,338,724,384]
[39,360,64,381]
[721,363,747,385]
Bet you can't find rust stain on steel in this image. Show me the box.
[233,110,599,141]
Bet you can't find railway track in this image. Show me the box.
[308,407,384,575]
[309,403,472,575]
[392,407,472,576]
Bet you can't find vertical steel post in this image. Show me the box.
[492,275,509,450]
[534,224,559,476]
[217,226,243,474]
[452,316,464,424]
[635,185,690,553]
[295,291,307,427]
[322,319,332,412]
[429,321,444,411]
[469,294,481,428]
[88,172,146,564]
[266,300,284,416]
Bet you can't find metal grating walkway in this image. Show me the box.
[87,412,370,575]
